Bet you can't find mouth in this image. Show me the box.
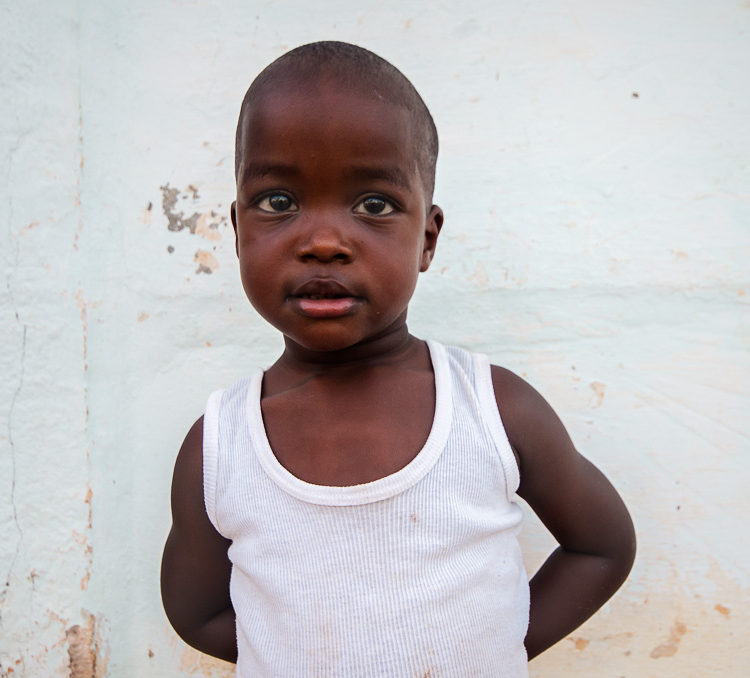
[289,279,363,318]
[292,278,357,297]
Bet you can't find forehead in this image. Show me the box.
[237,80,420,186]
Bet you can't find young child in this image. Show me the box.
[161,41,635,677]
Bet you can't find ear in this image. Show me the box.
[230,201,239,257]
[420,204,443,272]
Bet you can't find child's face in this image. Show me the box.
[232,79,442,354]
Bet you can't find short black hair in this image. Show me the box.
[234,41,439,200]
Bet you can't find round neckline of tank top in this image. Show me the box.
[246,339,453,506]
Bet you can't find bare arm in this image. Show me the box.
[491,366,636,660]
[161,416,237,662]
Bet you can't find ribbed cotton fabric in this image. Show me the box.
[203,341,530,677]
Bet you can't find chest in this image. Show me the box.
[260,370,435,486]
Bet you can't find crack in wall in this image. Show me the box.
[1,322,26,616]
[1,128,27,619]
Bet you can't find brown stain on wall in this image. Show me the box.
[179,644,235,676]
[572,637,589,650]
[65,612,107,678]
[649,620,687,658]
[589,381,606,408]
[80,484,93,590]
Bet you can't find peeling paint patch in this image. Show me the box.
[194,249,219,274]
[159,183,226,236]
[650,620,687,658]
[66,615,95,678]
[195,212,223,241]
[161,184,197,233]
[64,612,108,678]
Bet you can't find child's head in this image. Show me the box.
[235,41,439,202]
[231,42,443,354]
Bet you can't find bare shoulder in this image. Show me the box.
[165,415,229,556]
[169,416,208,524]
[488,364,575,479]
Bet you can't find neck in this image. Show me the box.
[277,320,417,374]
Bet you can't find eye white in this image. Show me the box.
[354,197,394,216]
[258,194,297,212]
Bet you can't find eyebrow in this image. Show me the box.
[344,166,413,191]
[239,162,413,192]
[239,162,301,187]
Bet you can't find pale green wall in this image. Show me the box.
[1,1,748,676]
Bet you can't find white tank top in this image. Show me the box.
[203,340,529,677]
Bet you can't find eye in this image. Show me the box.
[354,196,395,216]
[257,193,297,213]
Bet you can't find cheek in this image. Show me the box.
[238,251,276,305]
[378,253,421,305]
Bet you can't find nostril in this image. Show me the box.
[297,241,353,263]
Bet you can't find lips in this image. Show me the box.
[289,278,363,318]
[291,278,357,299]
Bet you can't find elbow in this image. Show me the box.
[622,524,637,578]
[606,519,637,591]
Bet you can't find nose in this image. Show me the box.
[295,212,354,263]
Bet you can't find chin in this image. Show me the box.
[294,336,362,353]
[282,326,362,353]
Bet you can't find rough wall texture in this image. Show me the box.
[1,1,748,676]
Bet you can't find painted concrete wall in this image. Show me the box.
[1,1,747,676]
